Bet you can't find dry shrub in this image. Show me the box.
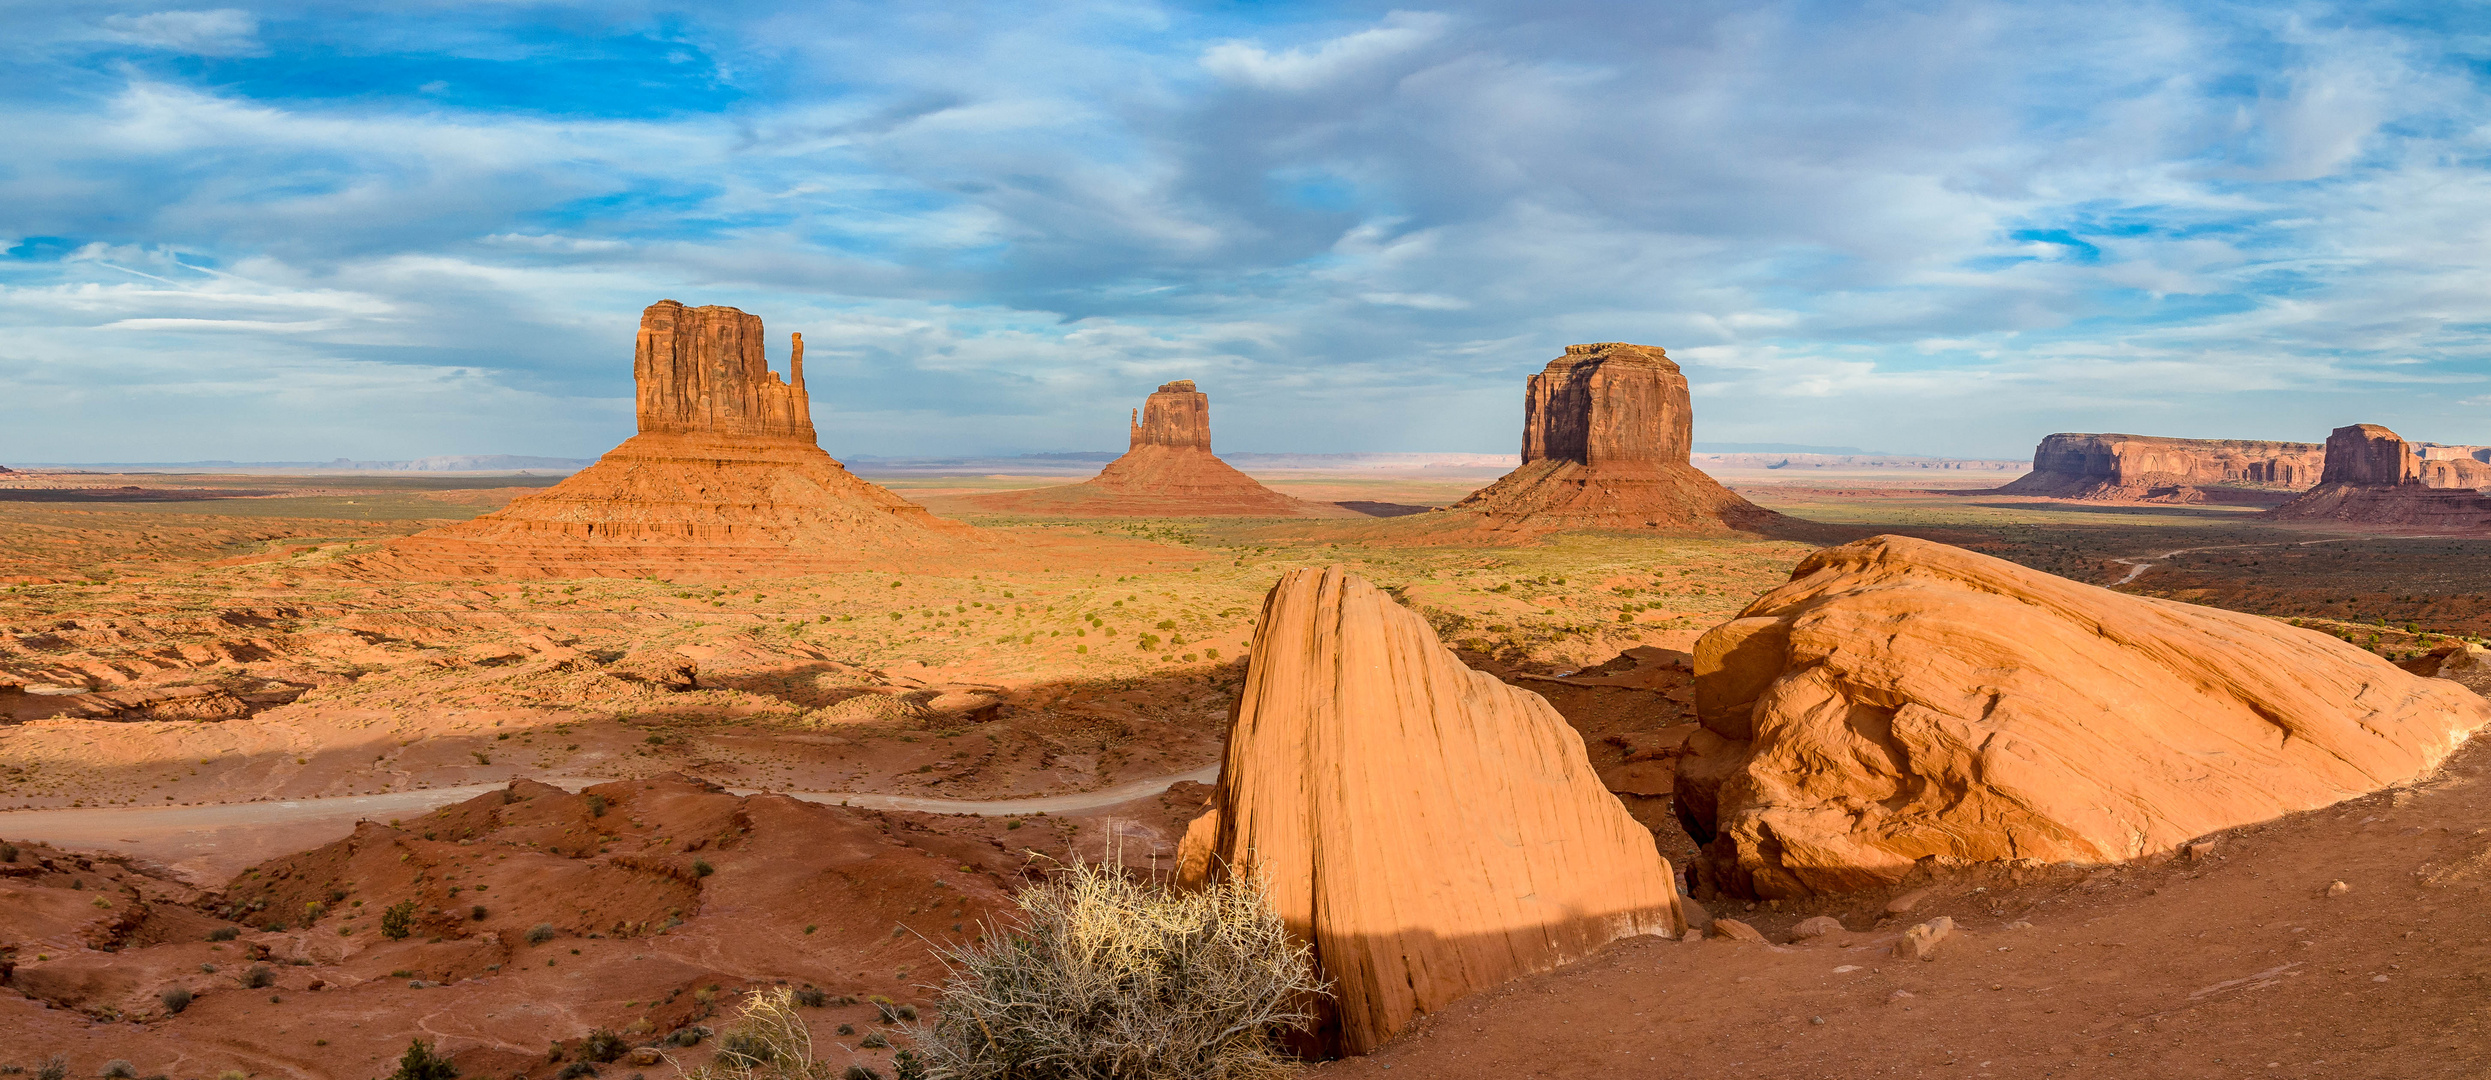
[675,986,834,1080]
[800,692,929,728]
[910,863,1326,1080]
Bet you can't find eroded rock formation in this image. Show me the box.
[963,380,1324,516]
[363,301,974,579]
[1674,535,2489,899]
[1176,566,1683,1055]
[1447,343,1789,533]
[1996,433,2323,501]
[2268,423,2491,529]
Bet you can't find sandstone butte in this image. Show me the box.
[2267,423,2491,530]
[1672,534,2491,899]
[1444,343,1791,534]
[1174,565,1684,1055]
[1994,432,2323,501]
[963,380,1328,516]
[362,301,975,579]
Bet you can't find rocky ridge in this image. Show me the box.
[1995,432,2322,501]
[2269,424,2491,530]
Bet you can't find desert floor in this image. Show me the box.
[1,461,2486,1079]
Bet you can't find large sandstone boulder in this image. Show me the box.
[965,380,1328,516]
[1675,535,2490,899]
[1446,343,1790,534]
[361,301,975,579]
[1177,566,1683,1054]
[1996,433,2322,499]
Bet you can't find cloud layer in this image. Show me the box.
[4,0,2488,461]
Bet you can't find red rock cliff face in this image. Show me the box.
[1447,344,1789,534]
[1176,566,1684,1055]
[2321,424,2415,486]
[1997,433,2321,498]
[2268,423,2491,529]
[635,300,814,441]
[1128,380,1212,451]
[1521,343,1691,467]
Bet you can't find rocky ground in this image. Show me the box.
[2,468,2488,1078]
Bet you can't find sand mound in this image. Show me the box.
[1441,344,1792,535]
[965,381,1327,517]
[359,301,975,580]
[1674,534,2491,899]
[1176,566,1682,1055]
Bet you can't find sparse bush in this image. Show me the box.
[910,863,1325,1080]
[793,986,828,1008]
[240,964,273,989]
[556,1064,597,1080]
[835,1024,854,1036]
[158,986,192,1014]
[582,1030,626,1064]
[471,905,488,921]
[0,842,16,863]
[586,795,607,818]
[527,923,557,945]
[37,1056,66,1080]
[381,900,417,940]
[388,1039,460,1080]
[693,860,714,878]
[100,1063,135,1080]
[857,1033,889,1050]
[679,987,827,1080]
[842,1068,881,1080]
[206,927,238,942]
[872,1002,916,1024]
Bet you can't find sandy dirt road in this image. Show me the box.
[0,762,1220,880]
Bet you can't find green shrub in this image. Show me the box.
[693,859,715,878]
[381,900,417,940]
[909,864,1325,1080]
[37,1056,66,1080]
[858,1032,889,1050]
[585,794,607,818]
[0,842,16,862]
[240,964,273,989]
[793,986,827,1008]
[206,926,238,942]
[388,1039,460,1080]
[842,1067,882,1080]
[581,1029,626,1064]
[527,923,557,945]
[100,1062,135,1080]
[158,986,192,1014]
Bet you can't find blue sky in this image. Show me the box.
[5,0,2490,462]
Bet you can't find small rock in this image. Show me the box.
[2185,838,2219,861]
[1887,990,1916,1003]
[1678,894,1712,932]
[1833,965,1863,974]
[627,1048,663,1066]
[1893,916,1956,961]
[1788,915,1844,942]
[2005,921,2033,930]
[2326,880,2352,898]
[1885,886,1935,915]
[1710,918,1768,943]
[1810,1015,1826,1025]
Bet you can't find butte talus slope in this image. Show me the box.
[2267,423,2491,530]
[965,380,1326,516]
[364,301,975,579]
[1176,565,1683,1055]
[1673,534,2491,899]
[1442,343,1792,534]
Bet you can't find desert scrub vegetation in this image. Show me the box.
[908,863,1325,1080]
[672,986,843,1080]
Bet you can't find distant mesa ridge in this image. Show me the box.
[2267,423,2491,529]
[356,300,973,579]
[1995,432,2324,501]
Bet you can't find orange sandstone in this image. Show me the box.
[2267,423,2491,529]
[964,380,1323,516]
[1674,535,2490,899]
[1176,566,1683,1055]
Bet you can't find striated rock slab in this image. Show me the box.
[1675,535,2489,899]
[1996,433,2322,500]
[2269,424,2491,530]
[361,301,974,579]
[964,380,1328,517]
[1447,343,1791,534]
[1176,566,1683,1055]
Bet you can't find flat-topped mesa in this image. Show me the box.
[1128,380,1211,451]
[355,300,974,579]
[961,378,1323,516]
[1522,342,1691,467]
[635,300,813,441]
[1996,433,2323,500]
[2269,423,2491,529]
[1446,343,1792,534]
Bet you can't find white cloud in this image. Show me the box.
[100,9,261,56]
[1201,11,1448,91]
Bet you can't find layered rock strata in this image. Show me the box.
[2269,424,2491,529]
[1674,535,2489,899]
[1448,343,1789,533]
[963,380,1321,516]
[365,301,972,579]
[1176,566,1684,1055]
[1996,433,2323,500]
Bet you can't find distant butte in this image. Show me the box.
[1442,343,1795,534]
[360,300,977,579]
[1994,432,2322,502]
[2267,423,2491,530]
[962,380,1334,516]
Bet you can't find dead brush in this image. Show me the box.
[669,985,839,1080]
[908,862,1326,1080]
